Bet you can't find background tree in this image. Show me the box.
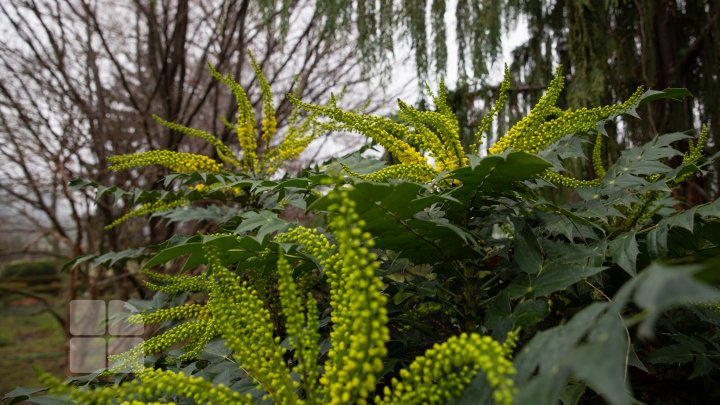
[0,0,390,298]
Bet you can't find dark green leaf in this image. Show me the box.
[513,220,544,274]
[559,382,586,405]
[68,178,98,191]
[609,232,639,276]
[94,248,146,268]
[144,243,204,269]
[3,387,47,402]
[638,88,693,106]
[512,299,550,329]
[235,211,290,240]
[633,263,720,337]
[689,355,714,379]
[514,302,609,382]
[665,207,697,232]
[450,151,551,203]
[649,344,694,364]
[311,181,473,263]
[515,372,572,405]
[564,313,631,405]
[646,224,669,259]
[514,240,607,297]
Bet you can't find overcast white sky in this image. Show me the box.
[387,5,530,105]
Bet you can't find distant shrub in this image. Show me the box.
[2,260,58,280]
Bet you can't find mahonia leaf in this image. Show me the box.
[609,232,639,276]
[235,211,290,241]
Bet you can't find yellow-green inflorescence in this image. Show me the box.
[677,124,710,183]
[204,244,298,404]
[290,84,473,183]
[108,150,223,173]
[274,225,335,262]
[190,182,244,196]
[472,64,511,151]
[105,273,217,373]
[287,69,503,185]
[41,368,252,404]
[277,252,321,403]
[127,303,210,325]
[128,302,217,363]
[319,188,390,405]
[108,49,318,181]
[341,162,438,183]
[376,332,518,405]
[262,106,324,176]
[207,62,258,171]
[685,124,709,162]
[152,115,242,168]
[107,318,210,373]
[104,199,190,230]
[592,132,606,178]
[488,66,644,188]
[248,51,278,151]
[142,269,209,296]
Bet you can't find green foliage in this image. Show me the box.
[18,67,720,405]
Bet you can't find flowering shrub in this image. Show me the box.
[14,58,720,405]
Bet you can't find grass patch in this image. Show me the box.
[0,299,65,395]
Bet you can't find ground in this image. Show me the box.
[0,296,65,396]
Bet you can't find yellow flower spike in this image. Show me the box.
[429,78,453,116]
[376,332,517,405]
[685,123,709,163]
[289,94,427,166]
[592,132,606,178]
[248,50,278,149]
[502,328,520,357]
[489,66,565,155]
[536,85,643,188]
[178,317,219,362]
[277,252,321,403]
[107,319,213,373]
[105,199,190,230]
[152,115,242,167]
[204,244,298,404]
[473,64,510,151]
[190,183,207,192]
[341,163,438,183]
[542,170,602,188]
[128,303,208,325]
[397,99,456,170]
[322,187,390,405]
[208,63,258,171]
[275,226,335,262]
[107,150,223,173]
[491,79,644,156]
[264,126,318,174]
[291,79,480,185]
[43,368,252,404]
[487,66,644,188]
[418,79,467,167]
[517,86,643,153]
[677,124,710,183]
[142,269,208,296]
